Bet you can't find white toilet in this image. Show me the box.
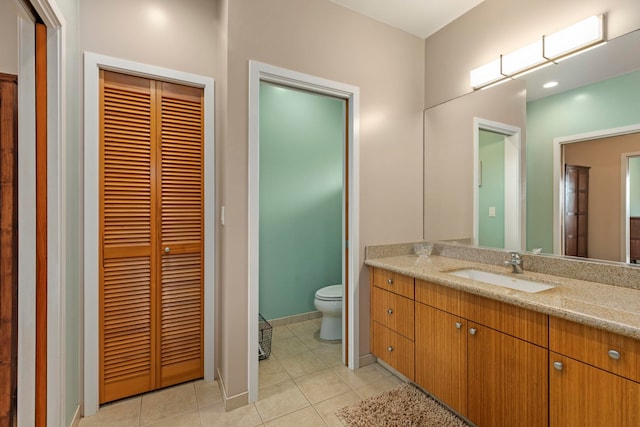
[314,284,343,341]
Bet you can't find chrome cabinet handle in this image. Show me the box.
[469,328,477,336]
[455,322,462,329]
[164,247,170,253]
[387,278,393,285]
[553,361,563,371]
[387,308,393,315]
[387,346,394,352]
[609,350,621,360]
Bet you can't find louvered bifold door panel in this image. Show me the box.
[100,71,157,403]
[157,82,204,386]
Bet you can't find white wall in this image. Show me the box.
[424,79,526,242]
[222,0,425,397]
[0,0,22,75]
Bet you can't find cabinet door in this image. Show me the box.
[415,303,467,416]
[371,286,414,339]
[550,353,640,427]
[467,324,548,427]
[371,322,414,381]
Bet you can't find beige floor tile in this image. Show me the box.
[271,335,309,357]
[271,325,294,341]
[140,382,198,425]
[255,380,310,422]
[199,402,263,427]
[79,396,141,427]
[259,356,291,388]
[313,390,361,427]
[288,319,321,337]
[263,406,327,427]
[194,379,222,408]
[277,350,327,378]
[331,363,391,389]
[312,344,343,367]
[354,375,403,399]
[296,330,338,350]
[144,409,201,427]
[294,369,351,404]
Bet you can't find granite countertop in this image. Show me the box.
[365,254,640,340]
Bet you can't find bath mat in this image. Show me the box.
[336,383,469,427]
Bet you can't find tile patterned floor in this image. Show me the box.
[79,318,403,426]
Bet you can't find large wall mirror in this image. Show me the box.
[424,28,640,264]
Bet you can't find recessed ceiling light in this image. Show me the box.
[543,81,559,89]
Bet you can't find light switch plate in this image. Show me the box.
[489,207,496,217]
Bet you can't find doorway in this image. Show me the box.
[473,118,523,251]
[553,125,640,261]
[248,61,360,403]
[258,82,345,322]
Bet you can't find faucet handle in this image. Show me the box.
[508,251,521,259]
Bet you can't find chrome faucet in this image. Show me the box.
[504,252,523,274]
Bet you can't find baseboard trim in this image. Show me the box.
[359,353,377,368]
[216,368,248,412]
[376,358,410,383]
[266,311,321,328]
[69,405,81,427]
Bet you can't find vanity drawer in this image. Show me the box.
[464,293,548,347]
[415,279,464,317]
[372,321,415,381]
[371,286,414,340]
[372,267,414,299]
[550,317,640,382]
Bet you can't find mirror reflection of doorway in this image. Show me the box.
[473,117,522,252]
[627,155,640,263]
[559,131,640,262]
[478,130,506,249]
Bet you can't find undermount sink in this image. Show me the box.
[448,269,556,293]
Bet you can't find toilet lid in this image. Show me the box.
[315,284,343,300]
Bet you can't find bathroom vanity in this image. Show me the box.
[366,243,640,427]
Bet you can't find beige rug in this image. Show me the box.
[336,383,469,427]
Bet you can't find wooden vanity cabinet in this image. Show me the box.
[549,317,640,426]
[415,303,467,415]
[414,278,549,427]
[370,268,415,380]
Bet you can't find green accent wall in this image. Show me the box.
[526,69,640,253]
[478,130,505,248]
[630,157,640,216]
[259,83,344,320]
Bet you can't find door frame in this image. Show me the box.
[553,123,640,256]
[621,151,640,263]
[83,52,216,415]
[248,61,360,402]
[16,0,65,424]
[473,117,523,251]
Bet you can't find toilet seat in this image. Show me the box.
[315,284,342,301]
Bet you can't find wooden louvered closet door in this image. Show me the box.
[99,70,204,404]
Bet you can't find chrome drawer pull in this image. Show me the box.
[387,278,393,285]
[387,346,394,352]
[469,328,477,336]
[387,308,393,315]
[553,361,563,371]
[455,322,462,329]
[608,350,621,360]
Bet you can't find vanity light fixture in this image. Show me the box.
[470,14,605,89]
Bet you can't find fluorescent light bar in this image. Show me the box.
[469,14,605,90]
[501,40,546,76]
[544,15,604,59]
[470,59,502,89]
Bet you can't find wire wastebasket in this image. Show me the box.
[258,314,272,360]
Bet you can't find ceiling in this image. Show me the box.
[329,0,485,39]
